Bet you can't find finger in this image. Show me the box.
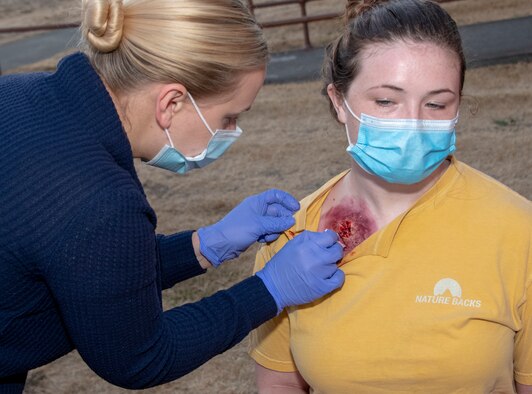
[265,203,295,218]
[307,229,340,248]
[260,216,296,234]
[261,189,300,212]
[260,233,281,243]
[327,241,344,262]
[326,269,345,290]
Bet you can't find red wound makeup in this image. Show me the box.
[320,197,377,255]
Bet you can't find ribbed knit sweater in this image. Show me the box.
[0,53,277,393]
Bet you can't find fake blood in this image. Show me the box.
[320,197,377,254]
[337,220,354,239]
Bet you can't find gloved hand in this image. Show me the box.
[256,230,345,314]
[197,189,300,267]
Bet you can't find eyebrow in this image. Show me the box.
[427,88,457,96]
[367,84,404,92]
[228,106,252,117]
[367,84,456,96]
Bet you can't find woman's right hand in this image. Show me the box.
[255,230,345,314]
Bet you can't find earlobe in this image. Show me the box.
[155,83,188,130]
[327,84,347,124]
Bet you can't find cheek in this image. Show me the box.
[173,126,212,156]
[192,129,212,149]
[345,120,360,144]
[210,117,226,131]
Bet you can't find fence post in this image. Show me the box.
[298,0,312,49]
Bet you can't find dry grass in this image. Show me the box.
[1,0,530,393]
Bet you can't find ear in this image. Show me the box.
[155,83,188,130]
[327,83,348,124]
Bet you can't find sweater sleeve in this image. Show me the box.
[43,189,277,389]
[156,232,206,289]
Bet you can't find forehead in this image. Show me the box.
[348,40,461,93]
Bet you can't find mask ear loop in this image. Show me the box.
[343,99,362,146]
[343,99,362,122]
[187,93,216,136]
[163,128,175,148]
[453,111,460,125]
[344,124,354,146]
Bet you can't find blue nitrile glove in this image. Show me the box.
[256,230,345,314]
[197,189,300,267]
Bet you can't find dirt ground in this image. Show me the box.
[1,1,531,393]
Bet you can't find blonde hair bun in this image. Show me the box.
[80,0,268,95]
[82,0,124,53]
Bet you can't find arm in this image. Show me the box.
[156,231,209,290]
[255,363,309,393]
[249,243,313,394]
[44,189,277,389]
[517,383,532,394]
[157,188,301,289]
[514,238,532,392]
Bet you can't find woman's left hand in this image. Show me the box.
[197,189,300,267]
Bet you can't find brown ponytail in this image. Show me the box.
[344,0,388,24]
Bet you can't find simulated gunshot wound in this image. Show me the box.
[320,197,377,255]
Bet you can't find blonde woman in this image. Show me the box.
[0,0,345,391]
[249,0,532,392]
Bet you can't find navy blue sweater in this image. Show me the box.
[0,53,277,392]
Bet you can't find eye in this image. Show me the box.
[426,102,446,110]
[375,99,394,107]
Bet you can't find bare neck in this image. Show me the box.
[334,159,450,228]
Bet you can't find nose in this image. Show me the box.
[404,105,422,120]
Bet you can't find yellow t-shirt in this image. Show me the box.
[249,159,532,393]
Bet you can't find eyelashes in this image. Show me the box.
[426,102,446,109]
[375,99,446,110]
[375,99,393,106]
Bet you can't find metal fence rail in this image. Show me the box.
[247,0,461,49]
[247,0,340,48]
[0,0,461,50]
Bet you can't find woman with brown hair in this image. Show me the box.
[249,0,532,392]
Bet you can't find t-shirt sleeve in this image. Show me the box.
[514,236,532,385]
[248,240,298,372]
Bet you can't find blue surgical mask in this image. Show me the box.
[146,93,242,174]
[343,100,458,184]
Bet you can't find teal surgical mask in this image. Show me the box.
[343,100,458,184]
[146,93,242,174]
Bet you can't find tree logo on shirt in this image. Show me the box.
[415,278,482,308]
